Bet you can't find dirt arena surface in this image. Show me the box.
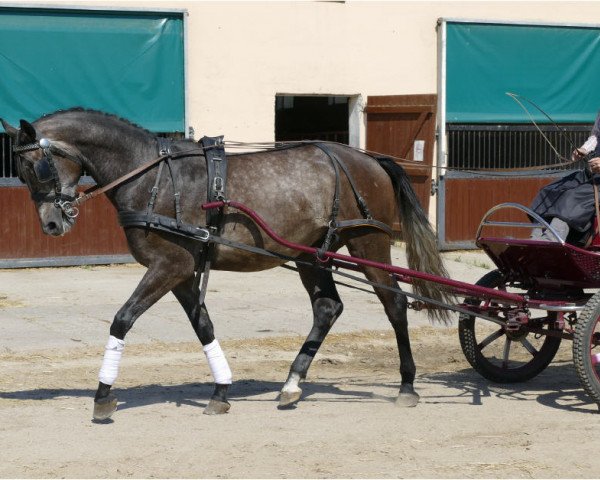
[1,247,599,478]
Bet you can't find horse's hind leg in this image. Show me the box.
[172,278,232,415]
[345,232,419,407]
[279,262,343,407]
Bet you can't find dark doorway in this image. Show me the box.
[275,95,349,144]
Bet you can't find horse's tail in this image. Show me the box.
[376,156,453,323]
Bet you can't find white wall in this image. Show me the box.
[180,1,600,142]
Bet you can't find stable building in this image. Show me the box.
[2,1,600,266]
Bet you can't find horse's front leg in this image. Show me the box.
[172,278,232,415]
[93,265,188,421]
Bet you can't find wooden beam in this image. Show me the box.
[364,105,434,114]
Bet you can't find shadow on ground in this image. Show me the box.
[419,362,599,414]
[1,361,598,415]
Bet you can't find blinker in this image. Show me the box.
[33,158,54,183]
[33,138,54,183]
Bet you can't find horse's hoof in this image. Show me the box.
[278,389,302,408]
[93,394,118,420]
[203,399,230,415]
[395,385,420,407]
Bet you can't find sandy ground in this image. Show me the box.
[1,246,599,478]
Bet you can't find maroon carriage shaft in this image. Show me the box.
[202,200,527,306]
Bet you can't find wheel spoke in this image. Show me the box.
[502,338,512,369]
[478,328,504,350]
[520,337,538,357]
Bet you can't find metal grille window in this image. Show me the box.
[447,124,592,171]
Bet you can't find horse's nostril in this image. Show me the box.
[47,221,58,232]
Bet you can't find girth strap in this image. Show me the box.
[196,136,229,305]
[201,135,228,226]
[146,161,164,218]
[118,210,210,241]
[166,155,183,227]
[145,138,171,221]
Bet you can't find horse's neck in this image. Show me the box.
[69,126,155,186]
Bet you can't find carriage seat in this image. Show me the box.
[476,203,600,291]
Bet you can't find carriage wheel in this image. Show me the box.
[572,291,600,406]
[458,270,562,383]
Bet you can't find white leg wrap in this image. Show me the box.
[98,335,125,385]
[203,339,232,385]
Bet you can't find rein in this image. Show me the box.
[17,129,583,219]
[75,146,208,207]
[221,139,583,174]
[16,130,585,221]
[225,93,587,174]
[76,152,170,206]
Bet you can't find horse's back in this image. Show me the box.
[213,143,395,271]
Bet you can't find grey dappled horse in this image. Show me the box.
[1,109,450,420]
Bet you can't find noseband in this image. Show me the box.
[13,138,82,219]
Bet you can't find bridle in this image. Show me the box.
[13,137,83,219]
[13,132,204,222]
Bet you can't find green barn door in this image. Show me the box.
[0,6,185,133]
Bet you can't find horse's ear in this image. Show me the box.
[0,118,18,139]
[19,119,36,143]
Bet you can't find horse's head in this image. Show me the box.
[1,118,84,236]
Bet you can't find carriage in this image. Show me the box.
[458,202,600,405]
[4,108,600,419]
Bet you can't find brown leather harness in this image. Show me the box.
[42,136,394,302]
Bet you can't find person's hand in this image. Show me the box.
[572,147,587,161]
[589,157,600,173]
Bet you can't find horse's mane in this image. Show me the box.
[37,107,153,136]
